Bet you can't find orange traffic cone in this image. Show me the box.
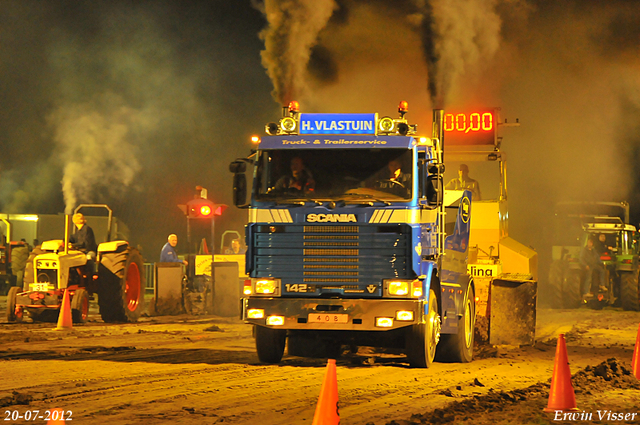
[632,323,640,379]
[311,359,340,425]
[54,290,73,331]
[544,334,579,412]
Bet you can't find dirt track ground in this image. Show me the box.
[1,297,639,425]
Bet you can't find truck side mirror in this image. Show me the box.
[230,159,249,208]
[425,162,443,207]
[229,160,246,174]
[426,175,441,206]
[233,174,247,207]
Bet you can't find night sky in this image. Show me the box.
[1,0,640,269]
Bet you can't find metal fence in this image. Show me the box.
[143,263,155,294]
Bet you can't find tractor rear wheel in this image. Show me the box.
[406,289,440,368]
[71,288,90,323]
[255,325,286,364]
[620,271,640,311]
[547,261,565,309]
[98,246,145,322]
[6,286,22,323]
[563,269,583,309]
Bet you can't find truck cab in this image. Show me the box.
[231,102,475,367]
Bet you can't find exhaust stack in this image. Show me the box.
[432,109,444,163]
[64,214,70,254]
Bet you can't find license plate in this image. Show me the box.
[308,313,349,324]
[30,283,49,292]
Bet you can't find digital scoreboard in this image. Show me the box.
[443,110,497,146]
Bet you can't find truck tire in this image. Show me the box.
[98,246,145,322]
[547,261,565,309]
[6,286,22,323]
[406,288,440,368]
[437,286,475,363]
[563,269,582,309]
[255,325,286,363]
[71,288,90,323]
[620,271,640,311]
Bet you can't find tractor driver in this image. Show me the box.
[594,233,614,255]
[445,164,481,200]
[69,213,98,257]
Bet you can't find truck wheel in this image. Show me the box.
[563,269,583,309]
[98,247,145,322]
[437,287,475,363]
[255,325,286,364]
[406,288,440,368]
[6,286,22,323]
[620,271,640,311]
[547,261,565,309]
[71,288,90,323]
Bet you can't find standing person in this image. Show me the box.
[274,157,315,193]
[579,238,605,297]
[10,241,29,290]
[160,234,188,265]
[69,213,98,255]
[445,164,481,200]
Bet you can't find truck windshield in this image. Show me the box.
[255,148,413,202]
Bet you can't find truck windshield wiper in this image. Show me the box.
[275,200,306,207]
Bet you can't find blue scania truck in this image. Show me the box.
[230,102,475,368]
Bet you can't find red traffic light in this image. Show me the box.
[186,199,215,218]
[182,199,227,219]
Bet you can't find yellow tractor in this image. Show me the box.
[6,205,145,323]
[443,109,537,346]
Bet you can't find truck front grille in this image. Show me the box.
[253,224,411,294]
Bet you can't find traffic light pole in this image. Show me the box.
[211,215,216,255]
[186,216,215,255]
[186,217,192,256]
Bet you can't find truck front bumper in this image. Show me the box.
[242,297,424,331]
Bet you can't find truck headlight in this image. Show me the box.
[384,279,422,298]
[247,309,265,319]
[252,278,281,296]
[375,317,394,328]
[266,315,285,326]
[378,117,395,133]
[396,310,414,321]
[388,281,409,296]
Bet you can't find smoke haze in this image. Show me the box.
[0,0,273,256]
[256,0,337,104]
[2,0,640,278]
